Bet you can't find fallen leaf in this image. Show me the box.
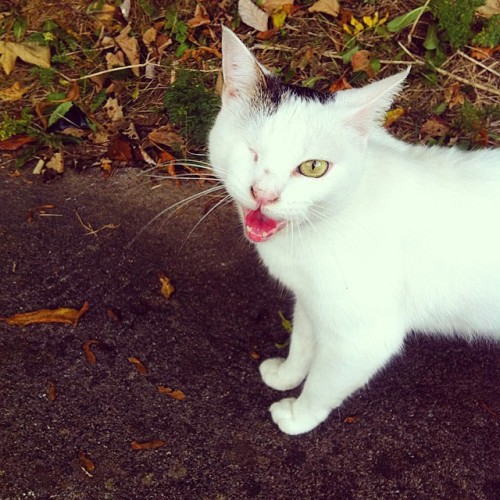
[131,440,165,450]
[0,302,89,327]
[328,77,352,93]
[159,273,175,300]
[106,51,125,71]
[239,0,269,31]
[250,351,261,360]
[83,340,99,365]
[343,415,359,424]
[476,0,500,18]
[0,41,51,75]
[128,356,148,375]
[27,204,56,222]
[79,450,95,473]
[104,97,124,122]
[421,116,449,137]
[0,81,31,102]
[384,107,406,127]
[469,46,499,59]
[0,134,35,151]
[115,24,140,76]
[106,308,121,321]
[46,152,64,174]
[88,1,116,24]
[158,385,186,400]
[256,29,279,40]
[262,0,294,13]
[107,134,132,161]
[147,126,184,148]
[308,0,340,17]
[443,83,465,109]
[48,381,57,401]
[187,3,211,28]
[142,27,157,49]
[351,50,375,78]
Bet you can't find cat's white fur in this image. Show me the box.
[209,27,500,435]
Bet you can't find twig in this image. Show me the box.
[57,59,161,83]
[397,42,500,97]
[407,0,431,46]
[457,50,500,78]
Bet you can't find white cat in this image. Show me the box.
[208,27,500,435]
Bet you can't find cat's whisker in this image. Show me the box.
[128,184,227,247]
[180,193,233,248]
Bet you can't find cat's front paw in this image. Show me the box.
[259,358,303,391]
[269,397,328,435]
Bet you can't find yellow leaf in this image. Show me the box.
[384,108,406,127]
[272,10,287,29]
[0,302,89,327]
[0,81,31,102]
[46,152,64,174]
[0,41,50,75]
[158,385,186,400]
[159,273,175,300]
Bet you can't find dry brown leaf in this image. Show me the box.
[421,117,449,137]
[105,51,125,71]
[0,302,89,327]
[328,77,352,93]
[0,134,35,151]
[147,126,184,148]
[48,381,57,401]
[159,273,175,300]
[384,107,406,128]
[104,97,124,122]
[262,0,294,14]
[470,46,499,59]
[187,3,211,28]
[0,41,51,75]
[128,356,148,375]
[239,0,269,31]
[158,385,186,400]
[0,81,31,102]
[79,450,95,472]
[308,0,340,17]
[131,440,165,450]
[46,152,64,173]
[115,24,140,76]
[83,340,99,365]
[27,204,56,223]
[107,134,132,161]
[343,415,360,424]
[142,27,157,49]
[444,83,465,109]
[351,50,375,78]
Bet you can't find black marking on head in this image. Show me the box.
[256,75,334,112]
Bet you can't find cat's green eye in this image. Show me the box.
[298,159,329,178]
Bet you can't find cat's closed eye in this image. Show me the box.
[297,159,330,178]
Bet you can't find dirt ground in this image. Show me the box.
[0,167,498,499]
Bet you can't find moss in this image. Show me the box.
[430,0,484,49]
[163,70,220,149]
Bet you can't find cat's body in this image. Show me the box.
[208,27,500,434]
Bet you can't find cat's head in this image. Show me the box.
[209,27,408,243]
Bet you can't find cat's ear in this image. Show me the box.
[221,26,267,102]
[338,68,410,135]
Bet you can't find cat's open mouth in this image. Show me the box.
[243,207,286,243]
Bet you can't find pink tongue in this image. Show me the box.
[244,208,279,242]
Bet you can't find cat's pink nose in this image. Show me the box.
[251,185,279,206]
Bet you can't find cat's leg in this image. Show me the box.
[260,301,314,391]
[269,320,404,435]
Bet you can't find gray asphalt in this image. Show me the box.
[0,167,498,499]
